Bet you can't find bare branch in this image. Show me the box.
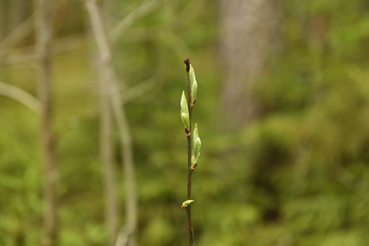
[0,14,34,51]
[0,81,41,114]
[120,78,156,105]
[56,77,156,138]
[110,0,160,42]
[0,0,70,57]
[2,53,37,65]
[1,33,88,65]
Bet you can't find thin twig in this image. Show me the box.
[0,14,34,51]
[110,0,159,42]
[120,78,156,105]
[2,33,88,65]
[0,0,69,52]
[184,58,194,246]
[0,81,41,114]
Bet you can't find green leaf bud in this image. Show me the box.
[181,113,190,129]
[193,137,201,163]
[180,91,190,129]
[193,123,199,143]
[192,123,201,163]
[182,200,195,208]
[189,65,197,102]
[192,82,197,106]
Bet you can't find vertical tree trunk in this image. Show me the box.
[220,0,280,127]
[99,58,119,246]
[34,0,57,245]
[95,1,119,242]
[85,1,137,245]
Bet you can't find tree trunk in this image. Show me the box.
[94,2,119,244]
[220,0,280,127]
[34,0,57,245]
[99,56,119,246]
[85,1,137,245]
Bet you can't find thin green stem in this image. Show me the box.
[184,58,194,246]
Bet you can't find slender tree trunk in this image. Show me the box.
[95,1,119,242]
[85,1,137,245]
[99,62,119,246]
[220,0,280,127]
[34,0,57,245]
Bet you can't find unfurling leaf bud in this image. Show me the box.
[189,65,197,103]
[193,123,199,142]
[181,113,190,130]
[180,91,190,129]
[181,199,195,208]
[193,138,201,162]
[191,82,197,106]
[192,124,201,164]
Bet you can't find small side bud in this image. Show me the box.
[182,200,195,208]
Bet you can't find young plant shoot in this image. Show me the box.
[180,58,201,246]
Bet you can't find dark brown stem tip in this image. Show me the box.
[184,58,190,72]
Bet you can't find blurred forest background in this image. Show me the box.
[1,0,369,245]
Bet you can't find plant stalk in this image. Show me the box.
[184,58,194,246]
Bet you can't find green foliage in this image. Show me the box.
[1,0,369,245]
